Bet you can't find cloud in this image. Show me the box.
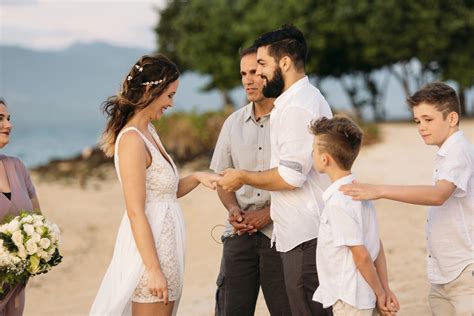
[0,0,167,50]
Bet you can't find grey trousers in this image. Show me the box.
[280,238,332,316]
[215,232,291,316]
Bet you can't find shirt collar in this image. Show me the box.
[437,131,464,157]
[274,76,309,109]
[244,102,272,123]
[322,174,355,202]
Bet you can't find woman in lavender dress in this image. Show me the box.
[0,99,41,316]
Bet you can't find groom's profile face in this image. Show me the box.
[256,46,285,98]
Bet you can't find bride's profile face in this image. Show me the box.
[147,80,179,120]
[0,104,12,149]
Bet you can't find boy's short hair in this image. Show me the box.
[310,116,363,170]
[253,25,307,71]
[407,82,461,122]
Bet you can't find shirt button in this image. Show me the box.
[260,125,264,128]
[257,193,261,196]
[258,147,262,150]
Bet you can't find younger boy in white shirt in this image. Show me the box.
[340,82,473,316]
[310,116,399,315]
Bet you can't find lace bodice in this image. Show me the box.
[114,123,179,202]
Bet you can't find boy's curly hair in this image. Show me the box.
[309,116,363,170]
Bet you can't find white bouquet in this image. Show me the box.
[0,212,62,296]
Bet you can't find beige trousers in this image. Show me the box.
[429,263,474,316]
[332,300,377,316]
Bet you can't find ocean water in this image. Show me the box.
[2,125,103,167]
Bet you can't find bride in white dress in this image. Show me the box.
[90,54,221,316]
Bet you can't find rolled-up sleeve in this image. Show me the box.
[210,116,234,173]
[276,107,316,187]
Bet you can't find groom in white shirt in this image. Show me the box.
[218,25,333,316]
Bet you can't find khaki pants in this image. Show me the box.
[429,263,474,316]
[332,300,376,316]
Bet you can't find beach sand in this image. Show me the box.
[24,121,473,316]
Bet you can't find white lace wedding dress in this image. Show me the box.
[90,123,186,316]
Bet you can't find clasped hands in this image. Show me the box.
[228,206,271,235]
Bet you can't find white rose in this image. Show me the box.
[38,238,51,249]
[36,248,50,260]
[7,219,20,233]
[11,231,24,246]
[0,224,7,233]
[23,224,35,236]
[35,226,45,235]
[33,220,43,228]
[32,214,43,221]
[17,245,27,259]
[31,233,41,243]
[25,239,38,255]
[21,215,33,224]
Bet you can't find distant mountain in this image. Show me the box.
[0,42,239,132]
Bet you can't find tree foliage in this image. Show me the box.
[156,0,474,119]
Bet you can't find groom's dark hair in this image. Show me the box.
[253,25,307,71]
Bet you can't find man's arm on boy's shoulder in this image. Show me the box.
[374,241,400,313]
[349,245,389,314]
[340,180,455,206]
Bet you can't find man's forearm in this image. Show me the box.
[217,186,240,212]
[241,168,295,191]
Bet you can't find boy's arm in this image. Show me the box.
[374,241,400,312]
[349,245,389,314]
[340,180,455,206]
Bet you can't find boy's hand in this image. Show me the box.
[339,183,382,201]
[377,289,399,315]
[385,288,400,313]
[376,291,389,315]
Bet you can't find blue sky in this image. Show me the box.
[0,0,165,50]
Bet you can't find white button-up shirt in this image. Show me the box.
[269,76,332,252]
[210,102,273,238]
[427,130,474,284]
[313,174,380,309]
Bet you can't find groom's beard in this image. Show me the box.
[262,67,285,98]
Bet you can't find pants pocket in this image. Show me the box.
[215,273,225,316]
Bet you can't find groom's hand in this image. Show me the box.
[218,168,244,192]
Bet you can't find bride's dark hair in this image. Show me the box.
[100,54,180,157]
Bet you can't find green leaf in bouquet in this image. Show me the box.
[0,232,18,253]
[49,248,63,267]
[27,255,41,275]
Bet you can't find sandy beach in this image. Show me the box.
[23,121,473,316]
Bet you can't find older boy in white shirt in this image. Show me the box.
[341,82,474,316]
[310,116,399,316]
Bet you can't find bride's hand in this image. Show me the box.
[147,268,169,305]
[195,172,222,190]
